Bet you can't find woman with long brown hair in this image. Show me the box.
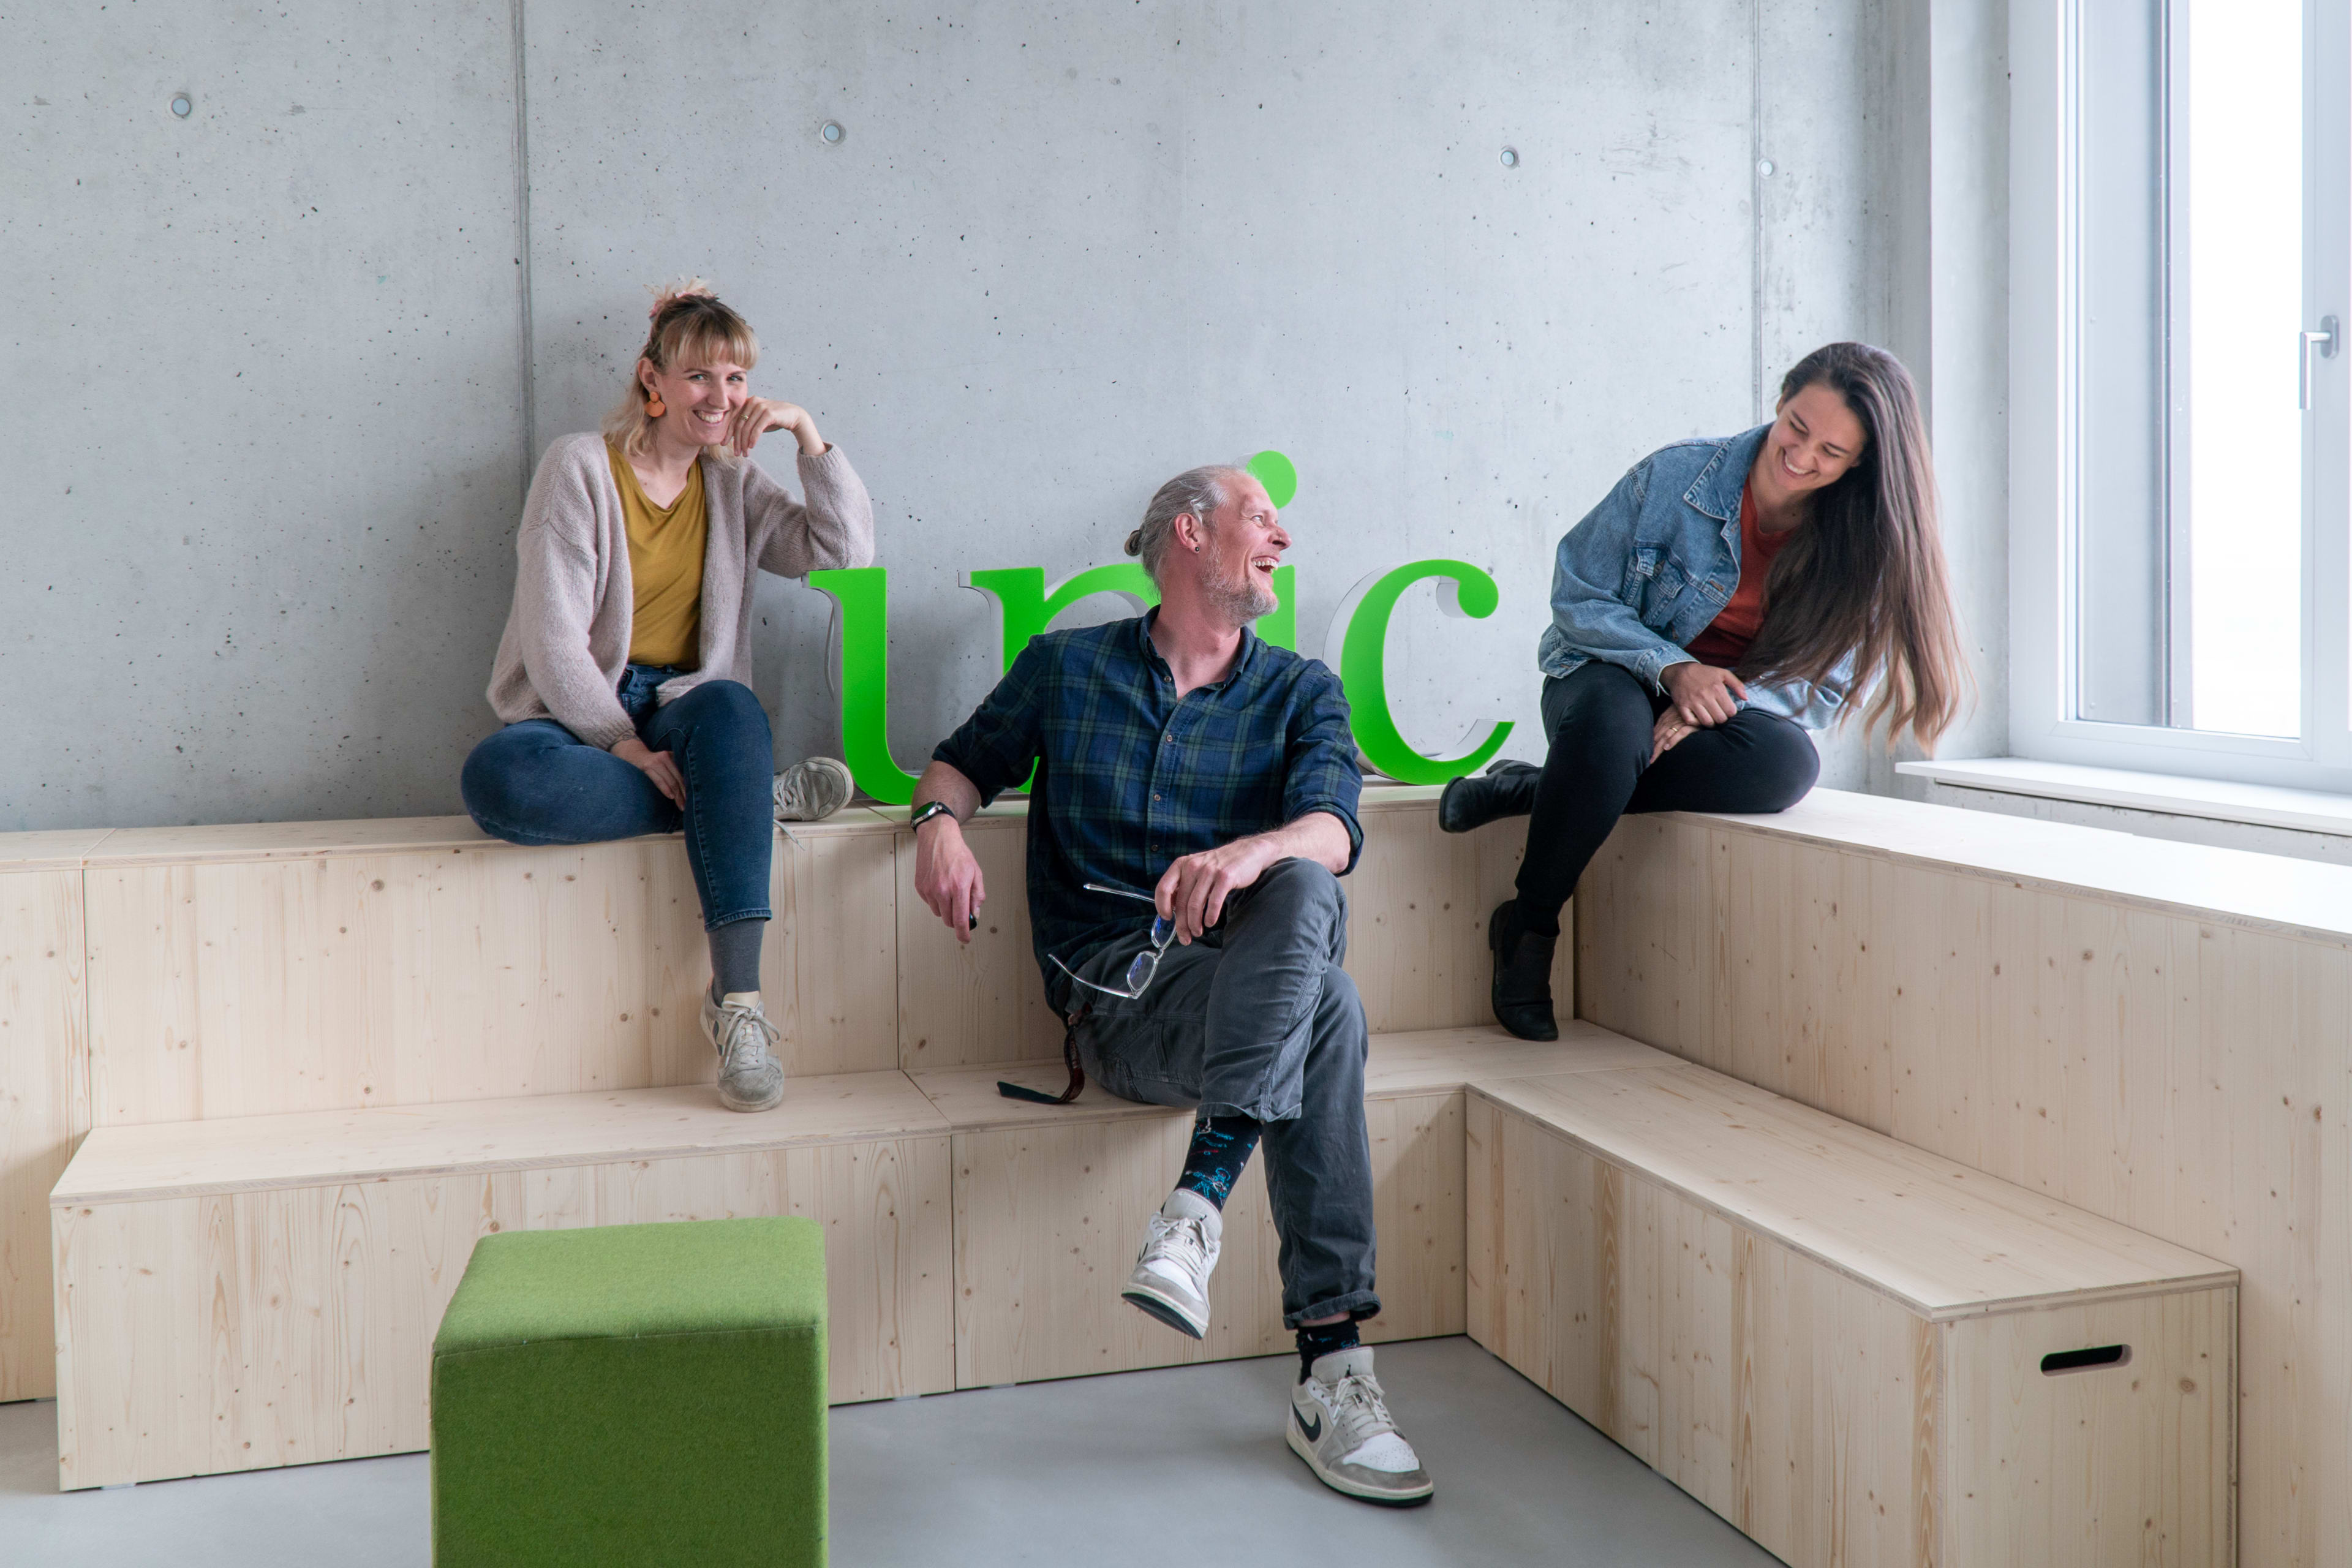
[1441,341,1967,1039]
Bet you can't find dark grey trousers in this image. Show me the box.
[1070,857,1379,1328]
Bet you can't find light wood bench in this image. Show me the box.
[50,1070,956,1488]
[1577,787,2348,1565]
[46,1021,1617,1488]
[916,1023,1667,1390]
[0,831,108,1403]
[9,789,1559,1407]
[1468,1060,2238,1567]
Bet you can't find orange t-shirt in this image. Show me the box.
[1684,480,1787,668]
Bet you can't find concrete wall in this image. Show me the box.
[3,0,2004,831]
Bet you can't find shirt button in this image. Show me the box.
[1153,793,1161,802]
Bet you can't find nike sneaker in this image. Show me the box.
[1287,1345,1434,1506]
[1121,1188,1221,1338]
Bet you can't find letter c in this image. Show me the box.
[1327,560,1513,785]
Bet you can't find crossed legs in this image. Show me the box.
[1071,859,1433,1504]
[1074,856,1378,1326]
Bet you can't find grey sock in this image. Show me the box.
[708,918,766,999]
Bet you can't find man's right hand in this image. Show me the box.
[914,815,986,944]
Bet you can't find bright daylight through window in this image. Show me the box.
[2073,0,2307,741]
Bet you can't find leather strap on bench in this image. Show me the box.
[996,1002,1090,1105]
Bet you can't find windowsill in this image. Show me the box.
[1894,756,2352,839]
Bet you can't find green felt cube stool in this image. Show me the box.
[431,1216,829,1567]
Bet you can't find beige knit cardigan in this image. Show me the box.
[486,432,876,750]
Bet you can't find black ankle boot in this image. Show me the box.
[1487,899,1559,1041]
[1439,760,1542,834]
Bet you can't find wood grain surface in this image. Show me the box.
[1578,802,2297,1562]
[1469,1088,2237,1567]
[0,867,86,1400]
[950,1089,1465,1389]
[52,1131,954,1488]
[1473,1066,2233,1316]
[53,1071,944,1204]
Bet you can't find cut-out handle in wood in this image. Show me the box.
[2040,1344,2132,1375]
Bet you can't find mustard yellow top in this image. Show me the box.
[607,442,707,669]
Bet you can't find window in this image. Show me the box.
[2012,0,2352,789]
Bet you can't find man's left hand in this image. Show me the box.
[1155,835,1285,944]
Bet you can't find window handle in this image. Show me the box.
[2301,316,2339,410]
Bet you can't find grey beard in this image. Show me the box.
[1202,541,1279,625]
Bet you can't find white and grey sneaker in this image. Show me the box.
[701,989,786,1112]
[1120,1188,1222,1338]
[1287,1346,1434,1506]
[773,756,854,822]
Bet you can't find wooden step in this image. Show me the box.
[0,840,100,1403]
[921,1025,1671,1391]
[1468,1060,2237,1567]
[49,1072,946,1205]
[10,790,1563,1418]
[76,788,1564,1123]
[50,1067,955,1489]
[79,811,904,1126]
[48,1025,1602,1488]
[1575,787,2344,1560]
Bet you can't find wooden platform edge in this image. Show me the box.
[1464,1077,2240,1323]
[1670,788,2352,951]
[48,1074,951,1207]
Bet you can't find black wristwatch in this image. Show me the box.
[908,801,957,832]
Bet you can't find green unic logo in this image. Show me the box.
[808,451,1514,802]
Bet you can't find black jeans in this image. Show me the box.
[1070,858,1378,1329]
[1513,661,1820,933]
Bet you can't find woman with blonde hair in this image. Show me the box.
[1442,341,1967,1039]
[463,281,875,1111]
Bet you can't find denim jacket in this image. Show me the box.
[1535,424,1850,730]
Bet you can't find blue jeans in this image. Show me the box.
[1071,859,1377,1329]
[460,668,775,930]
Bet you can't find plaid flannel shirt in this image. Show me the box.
[932,611,1363,1013]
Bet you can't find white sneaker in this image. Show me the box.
[1120,1188,1222,1338]
[701,989,785,1112]
[1287,1346,1434,1506]
[774,756,854,821]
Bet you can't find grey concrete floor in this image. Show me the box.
[2,1338,1777,1566]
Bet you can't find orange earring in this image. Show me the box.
[645,386,666,418]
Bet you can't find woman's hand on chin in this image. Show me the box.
[728,397,824,459]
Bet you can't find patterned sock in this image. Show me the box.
[1175,1114,1262,1210]
[1297,1316,1362,1382]
[708,918,766,1000]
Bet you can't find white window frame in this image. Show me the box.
[2010,0,2352,791]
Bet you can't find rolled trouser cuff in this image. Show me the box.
[1284,1289,1382,1331]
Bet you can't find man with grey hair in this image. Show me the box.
[907,464,1434,1506]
